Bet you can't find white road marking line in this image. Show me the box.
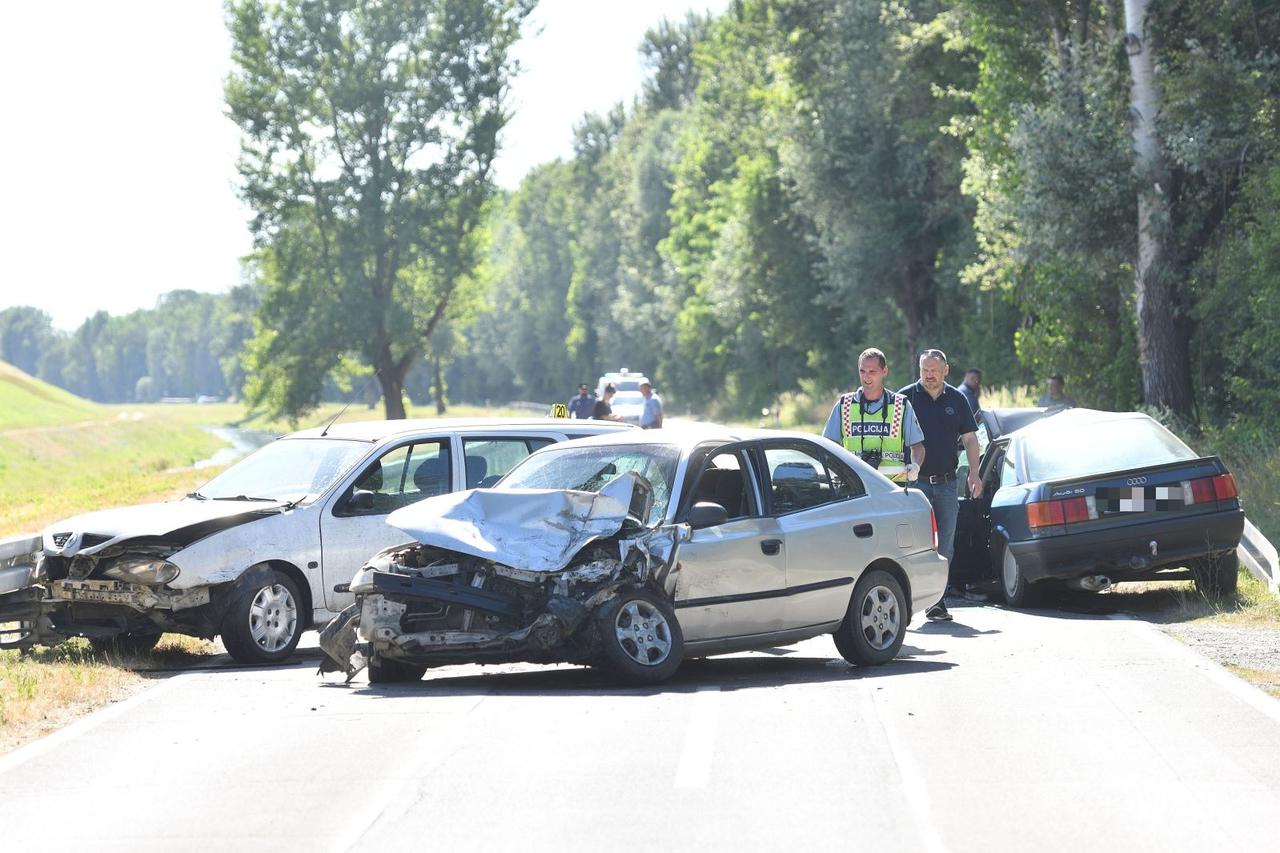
[868,687,948,853]
[1108,612,1280,726]
[673,686,721,789]
[0,672,191,775]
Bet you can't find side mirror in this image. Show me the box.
[688,501,729,530]
[348,489,376,512]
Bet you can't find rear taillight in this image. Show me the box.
[930,508,938,550]
[1027,496,1094,529]
[1213,473,1238,500]
[1183,473,1238,505]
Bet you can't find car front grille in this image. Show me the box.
[49,532,112,549]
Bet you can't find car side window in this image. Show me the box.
[341,439,451,516]
[689,451,757,520]
[763,442,864,515]
[463,438,541,488]
[1000,453,1018,488]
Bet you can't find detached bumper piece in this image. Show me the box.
[369,571,522,619]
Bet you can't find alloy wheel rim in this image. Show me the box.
[614,599,672,666]
[859,585,900,650]
[249,583,298,653]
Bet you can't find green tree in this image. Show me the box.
[226,0,533,419]
[778,0,977,364]
[0,307,57,378]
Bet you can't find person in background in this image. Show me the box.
[822,347,924,483]
[958,368,982,419]
[567,383,595,419]
[592,384,623,421]
[899,349,983,622]
[1037,373,1077,409]
[639,381,663,429]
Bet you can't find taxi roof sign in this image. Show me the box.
[550,403,569,419]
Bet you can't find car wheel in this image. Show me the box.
[367,656,428,684]
[1000,545,1037,608]
[1193,550,1239,598]
[90,632,162,657]
[833,569,906,666]
[595,589,683,684]
[220,569,303,664]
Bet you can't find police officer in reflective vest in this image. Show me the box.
[822,347,924,483]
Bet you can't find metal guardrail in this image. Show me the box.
[0,533,41,596]
[1239,518,1279,596]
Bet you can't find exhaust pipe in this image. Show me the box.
[1073,575,1113,593]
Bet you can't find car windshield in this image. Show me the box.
[613,391,644,406]
[197,437,372,502]
[1023,417,1197,482]
[616,380,643,392]
[498,443,682,525]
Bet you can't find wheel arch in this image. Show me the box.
[860,557,912,621]
[226,560,314,631]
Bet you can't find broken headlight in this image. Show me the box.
[103,556,181,585]
[349,566,376,594]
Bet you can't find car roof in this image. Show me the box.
[283,417,638,443]
[997,408,1155,443]
[541,422,831,452]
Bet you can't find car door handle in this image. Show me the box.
[760,538,782,556]
[853,523,873,538]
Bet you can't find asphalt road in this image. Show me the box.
[3,601,1279,852]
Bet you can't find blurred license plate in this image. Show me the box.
[1097,486,1184,513]
[70,588,136,603]
[54,581,140,604]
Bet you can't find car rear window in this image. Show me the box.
[1023,417,1197,482]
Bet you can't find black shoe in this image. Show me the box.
[926,603,953,622]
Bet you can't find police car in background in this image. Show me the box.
[596,368,650,425]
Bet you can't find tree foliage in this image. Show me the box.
[225,0,532,419]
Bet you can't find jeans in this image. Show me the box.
[913,478,960,563]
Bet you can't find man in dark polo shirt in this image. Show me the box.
[900,348,983,621]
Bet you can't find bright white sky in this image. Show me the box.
[0,0,727,331]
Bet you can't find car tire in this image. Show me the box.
[833,569,907,666]
[220,568,303,664]
[595,588,683,685]
[1193,550,1239,598]
[90,632,162,657]
[1000,545,1038,608]
[367,656,428,684]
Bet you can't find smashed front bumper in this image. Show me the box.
[0,534,212,650]
[319,527,685,682]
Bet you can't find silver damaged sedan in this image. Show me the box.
[319,427,947,685]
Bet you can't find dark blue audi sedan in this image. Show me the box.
[951,408,1244,605]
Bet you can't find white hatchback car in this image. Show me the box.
[0,419,634,662]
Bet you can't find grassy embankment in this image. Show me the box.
[0,361,545,754]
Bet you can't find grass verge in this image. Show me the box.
[0,635,220,757]
[1094,572,1280,630]
[1224,665,1280,699]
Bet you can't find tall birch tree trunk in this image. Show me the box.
[1123,0,1193,416]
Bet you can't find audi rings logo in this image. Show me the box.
[1126,476,1148,486]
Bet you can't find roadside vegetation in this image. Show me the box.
[0,636,219,756]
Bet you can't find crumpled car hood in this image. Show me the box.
[386,471,648,573]
[43,498,287,557]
